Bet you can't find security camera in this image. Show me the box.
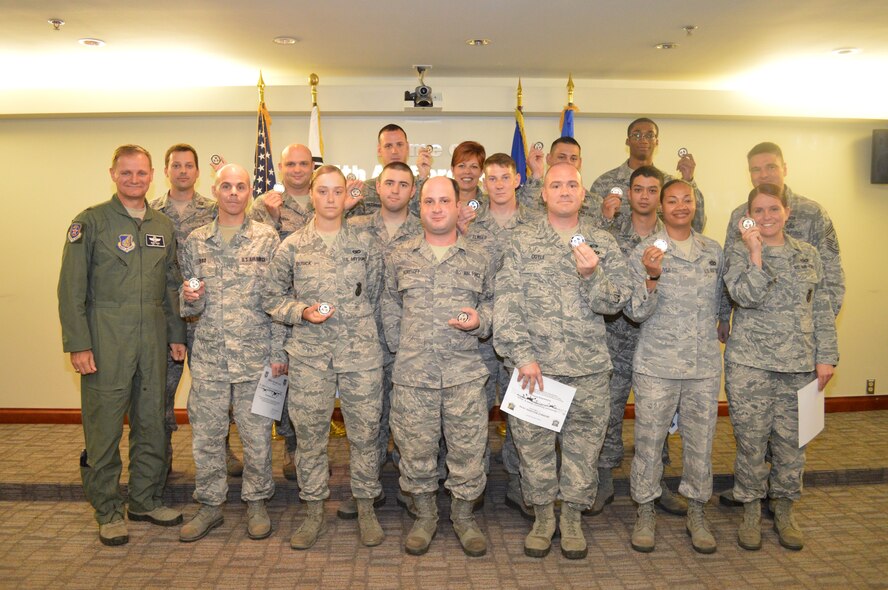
[405,65,433,108]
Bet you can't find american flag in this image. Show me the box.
[252,101,277,197]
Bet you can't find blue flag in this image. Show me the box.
[560,105,577,138]
[252,102,277,197]
[510,108,529,185]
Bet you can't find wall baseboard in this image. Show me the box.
[2,395,885,424]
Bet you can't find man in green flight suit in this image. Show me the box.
[58,144,187,546]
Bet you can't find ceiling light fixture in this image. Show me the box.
[466,39,491,47]
[682,25,698,36]
[831,47,860,55]
[273,36,300,45]
[48,18,65,31]
[78,38,105,47]
[655,42,679,50]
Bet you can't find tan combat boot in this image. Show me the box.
[282,449,297,481]
[524,502,556,557]
[405,492,438,555]
[656,479,688,515]
[451,497,487,557]
[290,500,325,550]
[773,498,804,550]
[737,499,761,551]
[179,504,224,542]
[356,497,385,547]
[559,504,588,559]
[686,500,717,554]
[631,501,656,553]
[246,500,272,540]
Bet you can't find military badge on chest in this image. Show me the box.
[145,234,166,248]
[117,234,135,253]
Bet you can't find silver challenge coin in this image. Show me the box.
[609,187,624,197]
[467,199,480,211]
[318,302,332,316]
[653,238,669,252]
[570,234,586,248]
[346,173,356,181]
[457,312,469,323]
[350,187,363,198]
[422,144,433,154]
[273,183,285,193]
[533,141,544,151]
[741,217,757,231]
[187,277,201,290]
[210,154,222,165]
[677,147,689,158]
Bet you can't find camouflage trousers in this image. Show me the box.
[163,321,196,435]
[510,371,610,510]
[599,327,672,469]
[188,378,274,505]
[288,360,382,501]
[725,362,812,502]
[480,337,511,411]
[390,375,488,501]
[630,373,719,504]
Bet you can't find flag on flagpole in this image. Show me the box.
[559,104,578,138]
[309,105,324,169]
[252,101,276,197]
[510,108,530,186]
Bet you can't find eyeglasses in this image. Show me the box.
[629,132,657,142]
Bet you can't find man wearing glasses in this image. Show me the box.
[590,118,706,232]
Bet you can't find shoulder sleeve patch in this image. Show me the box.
[67,223,83,243]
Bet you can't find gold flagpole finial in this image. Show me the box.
[567,73,575,106]
[310,73,319,107]
[517,78,523,110]
[257,71,266,103]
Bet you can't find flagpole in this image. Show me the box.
[567,73,574,106]
[310,73,318,107]
[258,71,266,104]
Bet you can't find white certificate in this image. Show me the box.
[797,378,824,448]
[251,366,289,421]
[500,368,576,433]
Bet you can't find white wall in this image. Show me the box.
[1,81,886,410]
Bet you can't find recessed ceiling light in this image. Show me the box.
[831,47,860,55]
[655,42,679,50]
[48,18,65,31]
[466,39,491,47]
[78,38,105,47]
[273,36,300,45]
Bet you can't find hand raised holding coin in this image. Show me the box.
[528,142,545,179]
[676,149,696,181]
[209,154,227,172]
[183,278,204,302]
[738,217,763,263]
[416,146,433,180]
[447,307,479,331]
[642,245,664,279]
[572,242,600,279]
[302,302,335,324]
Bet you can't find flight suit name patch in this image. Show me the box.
[145,234,165,248]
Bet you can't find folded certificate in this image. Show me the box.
[251,366,289,421]
[500,368,576,433]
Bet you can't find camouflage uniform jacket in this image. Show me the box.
[181,219,286,382]
[463,203,539,273]
[362,174,427,216]
[148,191,217,268]
[250,190,314,241]
[349,210,424,366]
[625,230,727,379]
[382,235,495,388]
[603,214,665,337]
[263,218,384,372]
[724,234,838,372]
[494,216,633,376]
[723,185,844,317]
[590,160,706,232]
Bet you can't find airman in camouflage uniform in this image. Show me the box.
[465,154,540,517]
[521,137,604,222]
[177,164,283,543]
[718,142,845,510]
[625,179,727,555]
[383,176,495,557]
[594,165,686,517]
[263,165,386,549]
[723,183,838,551]
[338,162,423,519]
[357,124,430,214]
[148,144,222,475]
[590,118,706,232]
[494,163,633,559]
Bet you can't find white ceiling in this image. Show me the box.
[3,0,887,88]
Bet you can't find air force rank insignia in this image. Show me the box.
[67,223,83,243]
[145,234,165,248]
[117,234,135,253]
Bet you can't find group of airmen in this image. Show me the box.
[58,117,843,560]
